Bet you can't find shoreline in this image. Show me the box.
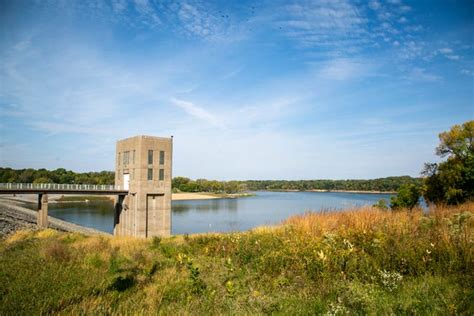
[0,199,110,237]
[172,192,255,200]
[306,189,396,194]
[267,189,396,194]
[0,192,256,204]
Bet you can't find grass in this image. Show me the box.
[0,203,473,315]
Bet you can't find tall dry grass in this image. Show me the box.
[1,202,473,315]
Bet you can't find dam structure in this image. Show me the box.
[114,135,173,238]
[0,135,173,238]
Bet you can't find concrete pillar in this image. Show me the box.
[37,193,48,228]
[113,194,126,236]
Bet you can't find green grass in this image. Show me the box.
[1,203,473,315]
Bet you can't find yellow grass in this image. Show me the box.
[284,203,474,239]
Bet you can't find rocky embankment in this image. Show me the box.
[0,199,110,237]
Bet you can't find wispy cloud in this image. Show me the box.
[170,98,223,128]
[133,0,161,26]
[405,67,441,82]
[315,58,374,81]
[276,0,367,53]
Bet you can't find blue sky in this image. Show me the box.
[0,0,473,180]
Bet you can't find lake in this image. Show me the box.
[42,191,393,235]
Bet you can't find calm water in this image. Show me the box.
[34,191,393,235]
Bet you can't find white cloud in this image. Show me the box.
[398,40,424,59]
[445,55,460,60]
[461,69,473,76]
[111,0,127,13]
[438,47,453,54]
[133,0,161,25]
[170,98,223,128]
[277,0,368,53]
[369,0,381,11]
[399,5,411,13]
[406,67,441,82]
[436,47,460,61]
[317,58,372,81]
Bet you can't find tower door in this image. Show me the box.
[123,173,130,190]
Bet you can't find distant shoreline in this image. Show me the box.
[264,189,396,194]
[172,192,255,200]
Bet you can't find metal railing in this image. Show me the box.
[0,183,122,191]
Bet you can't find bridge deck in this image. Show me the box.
[0,183,128,195]
[0,189,129,195]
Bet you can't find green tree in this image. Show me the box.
[423,120,474,205]
[32,177,53,184]
[390,184,421,210]
[373,199,389,210]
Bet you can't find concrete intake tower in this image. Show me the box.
[114,135,173,238]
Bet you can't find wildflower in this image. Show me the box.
[378,269,403,292]
[176,253,188,265]
[317,250,327,262]
[343,239,354,252]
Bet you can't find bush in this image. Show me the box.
[390,184,421,210]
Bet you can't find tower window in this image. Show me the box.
[159,169,164,181]
[160,151,165,165]
[147,168,153,180]
[123,151,129,165]
[148,150,153,164]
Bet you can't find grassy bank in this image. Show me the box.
[1,203,472,314]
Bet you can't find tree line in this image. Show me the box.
[0,168,114,185]
[0,166,421,193]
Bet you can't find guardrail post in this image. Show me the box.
[37,193,48,228]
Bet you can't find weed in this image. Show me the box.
[150,236,161,249]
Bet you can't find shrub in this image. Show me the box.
[390,184,421,210]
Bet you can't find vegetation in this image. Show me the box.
[172,177,248,194]
[0,167,420,193]
[1,203,472,314]
[172,176,421,193]
[0,168,114,185]
[422,120,473,205]
[390,184,421,210]
[241,176,421,192]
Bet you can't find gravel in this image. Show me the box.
[0,199,111,238]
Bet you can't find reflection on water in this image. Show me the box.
[49,200,115,233]
[35,191,393,235]
[173,199,238,214]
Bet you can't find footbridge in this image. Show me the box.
[0,183,129,229]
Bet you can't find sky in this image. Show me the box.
[0,0,473,180]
